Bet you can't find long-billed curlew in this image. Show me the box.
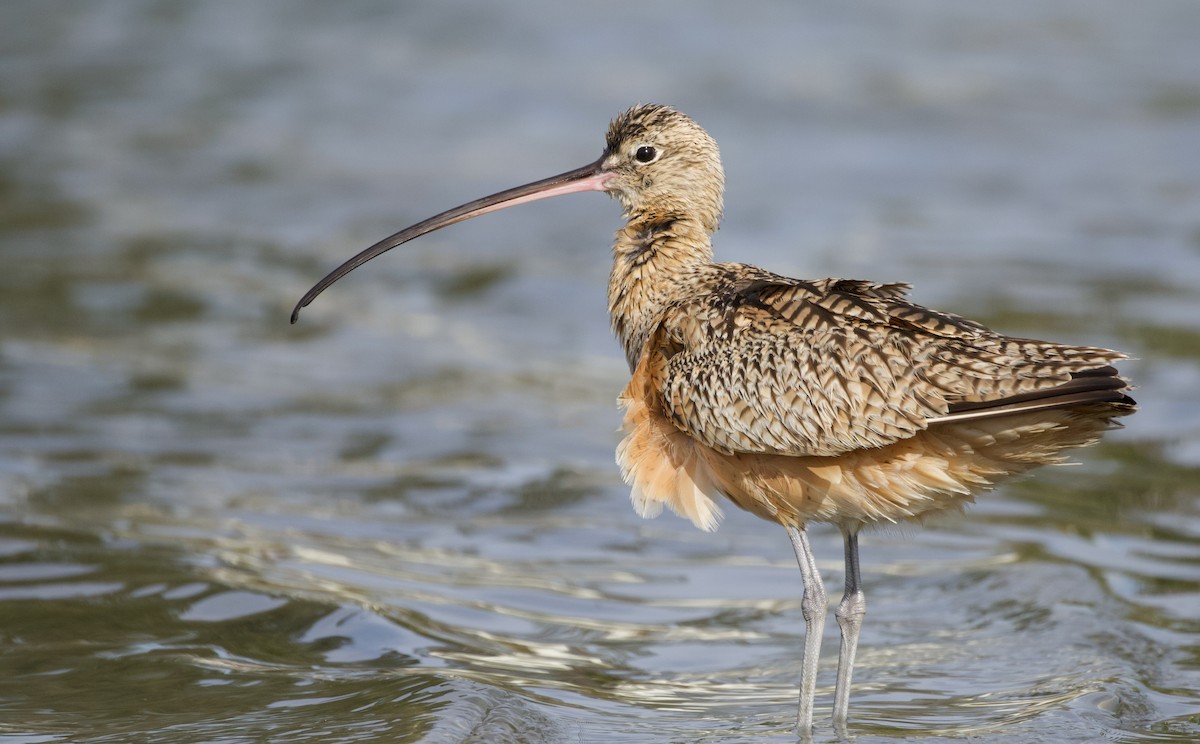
[291,104,1136,731]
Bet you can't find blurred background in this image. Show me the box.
[1,2,1198,742]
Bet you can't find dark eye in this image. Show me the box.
[635,145,658,163]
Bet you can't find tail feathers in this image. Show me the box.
[934,367,1136,426]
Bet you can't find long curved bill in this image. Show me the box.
[291,156,613,323]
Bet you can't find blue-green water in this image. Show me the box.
[1,2,1198,742]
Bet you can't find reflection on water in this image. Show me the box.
[2,1,1199,742]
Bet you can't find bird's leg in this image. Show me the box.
[786,524,827,733]
[832,524,866,726]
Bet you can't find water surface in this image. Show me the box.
[1,2,1198,742]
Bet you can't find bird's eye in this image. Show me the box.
[635,145,658,163]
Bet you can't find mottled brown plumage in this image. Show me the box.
[616,269,1131,529]
[292,103,1136,733]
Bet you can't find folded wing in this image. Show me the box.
[650,271,1134,458]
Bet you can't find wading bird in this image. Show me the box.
[291,104,1135,732]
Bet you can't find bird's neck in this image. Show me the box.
[608,214,715,370]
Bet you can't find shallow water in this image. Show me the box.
[1,2,1199,742]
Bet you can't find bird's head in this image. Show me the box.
[597,104,725,233]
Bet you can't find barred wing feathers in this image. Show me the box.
[651,272,1133,459]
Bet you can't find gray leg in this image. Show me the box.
[832,524,866,726]
[786,524,827,733]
